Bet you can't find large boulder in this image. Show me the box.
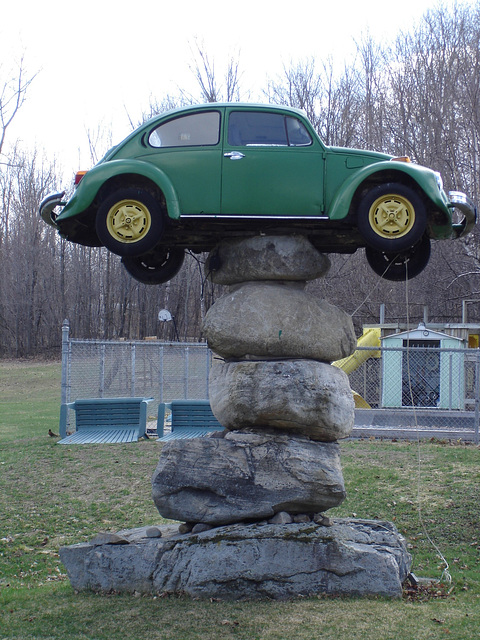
[152,431,346,525]
[202,281,356,361]
[205,235,330,284]
[209,359,355,442]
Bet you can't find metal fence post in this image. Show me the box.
[475,351,480,445]
[206,348,211,399]
[159,345,164,403]
[131,343,136,397]
[185,346,189,399]
[99,344,106,397]
[61,319,70,405]
[448,353,453,410]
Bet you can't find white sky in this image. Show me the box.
[2,0,446,184]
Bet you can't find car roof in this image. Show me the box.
[142,102,307,128]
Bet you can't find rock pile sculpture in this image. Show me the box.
[60,235,412,599]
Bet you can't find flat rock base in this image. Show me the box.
[60,519,411,600]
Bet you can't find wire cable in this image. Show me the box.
[404,261,452,585]
[351,254,397,317]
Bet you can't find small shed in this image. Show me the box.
[381,323,465,409]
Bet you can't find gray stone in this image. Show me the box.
[60,519,412,599]
[202,281,356,361]
[314,513,334,526]
[151,431,346,525]
[89,532,129,546]
[268,511,293,524]
[209,359,355,442]
[116,524,178,543]
[293,513,312,523]
[191,523,213,534]
[205,235,331,284]
[145,526,162,538]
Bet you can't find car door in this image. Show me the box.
[141,109,223,215]
[221,109,325,217]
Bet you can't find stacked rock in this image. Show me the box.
[152,235,357,527]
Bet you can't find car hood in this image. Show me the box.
[327,146,393,162]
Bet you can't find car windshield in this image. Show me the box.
[228,112,312,147]
[149,111,221,148]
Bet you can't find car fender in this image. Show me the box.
[327,160,451,221]
[56,159,182,222]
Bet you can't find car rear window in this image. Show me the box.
[228,112,312,147]
[149,111,221,148]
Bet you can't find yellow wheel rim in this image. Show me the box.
[368,193,416,239]
[105,199,152,244]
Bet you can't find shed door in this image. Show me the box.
[402,340,440,407]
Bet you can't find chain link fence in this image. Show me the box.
[346,345,479,442]
[61,321,480,442]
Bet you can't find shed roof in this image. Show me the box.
[381,323,464,342]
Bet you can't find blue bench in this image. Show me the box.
[58,397,153,444]
[157,399,224,441]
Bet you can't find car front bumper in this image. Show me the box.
[449,191,477,238]
[39,191,66,226]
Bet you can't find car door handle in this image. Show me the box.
[224,151,245,160]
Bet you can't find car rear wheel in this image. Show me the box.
[357,183,427,253]
[96,188,164,257]
[121,247,185,285]
[365,235,431,281]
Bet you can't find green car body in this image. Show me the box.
[40,103,476,283]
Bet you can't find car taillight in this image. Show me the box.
[391,156,411,163]
[74,171,87,187]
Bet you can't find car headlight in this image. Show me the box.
[434,171,444,191]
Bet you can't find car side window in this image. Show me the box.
[228,112,312,147]
[286,117,313,146]
[149,112,221,148]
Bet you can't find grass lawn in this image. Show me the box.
[0,360,479,639]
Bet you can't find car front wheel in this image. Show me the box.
[357,183,427,253]
[121,247,185,285]
[365,235,431,281]
[96,188,164,257]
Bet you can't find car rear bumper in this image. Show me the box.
[449,191,477,238]
[39,191,65,226]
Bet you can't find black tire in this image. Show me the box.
[96,188,164,257]
[365,235,431,281]
[357,183,427,253]
[121,247,185,285]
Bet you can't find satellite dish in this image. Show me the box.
[158,309,173,322]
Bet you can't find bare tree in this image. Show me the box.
[144,41,244,121]
[265,58,364,147]
[185,40,243,103]
[0,149,59,356]
[354,35,389,151]
[0,56,36,160]
[85,123,113,165]
[266,58,323,127]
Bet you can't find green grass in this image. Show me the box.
[0,361,479,639]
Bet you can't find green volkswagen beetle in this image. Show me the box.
[40,103,476,284]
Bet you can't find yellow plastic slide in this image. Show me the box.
[333,328,381,408]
